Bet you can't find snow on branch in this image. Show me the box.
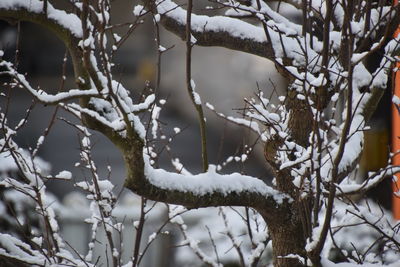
[142,0,273,59]
[144,152,287,204]
[0,0,82,38]
[146,0,324,71]
[0,131,91,266]
[0,61,98,104]
[0,233,52,266]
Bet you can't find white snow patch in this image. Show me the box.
[144,153,289,204]
[55,170,72,180]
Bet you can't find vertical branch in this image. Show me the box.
[363,0,372,36]
[132,197,146,267]
[35,188,61,258]
[168,205,220,267]
[245,207,255,248]
[154,16,162,92]
[311,111,323,227]
[88,159,119,267]
[185,0,208,171]
[311,1,356,261]
[301,0,307,36]
[205,225,221,264]
[321,0,332,73]
[72,125,119,267]
[43,0,48,16]
[14,22,21,69]
[220,208,246,267]
[311,0,332,232]
[5,141,62,260]
[255,0,273,46]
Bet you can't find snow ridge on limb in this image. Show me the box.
[142,0,322,74]
[123,142,291,213]
[142,0,274,59]
[336,166,400,196]
[144,153,288,204]
[0,0,82,37]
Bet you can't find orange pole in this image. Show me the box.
[392,0,400,220]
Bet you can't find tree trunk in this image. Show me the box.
[262,206,307,267]
[269,221,306,266]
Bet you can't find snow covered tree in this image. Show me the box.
[0,0,400,266]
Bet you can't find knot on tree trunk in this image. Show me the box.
[287,90,314,148]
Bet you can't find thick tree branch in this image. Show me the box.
[142,0,275,60]
[122,137,288,215]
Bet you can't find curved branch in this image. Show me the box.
[142,0,275,60]
[123,139,288,215]
[336,166,400,197]
[0,0,88,85]
[0,61,99,104]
